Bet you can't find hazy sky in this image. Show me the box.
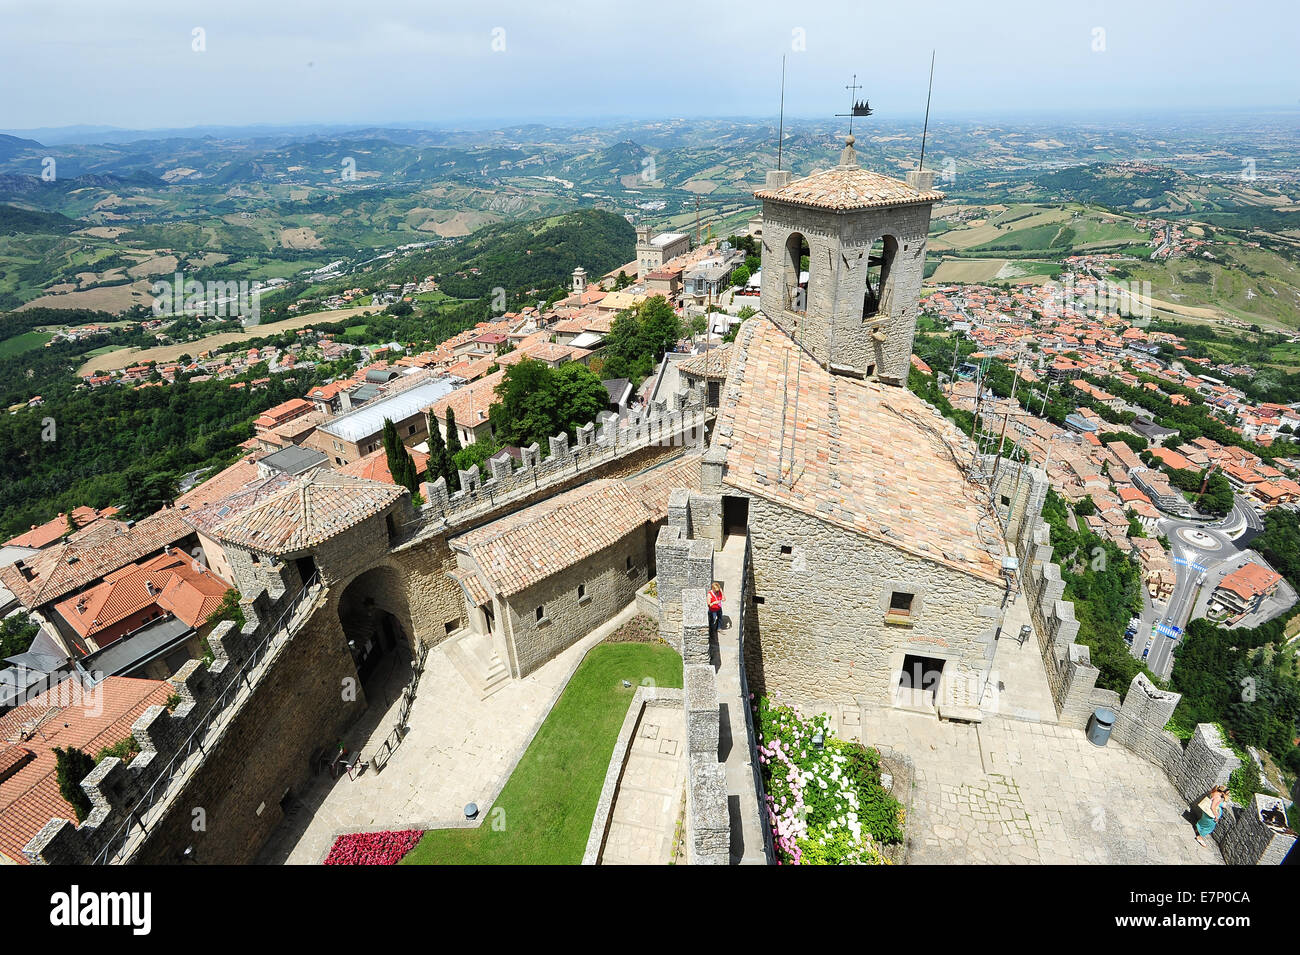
[0,0,1295,132]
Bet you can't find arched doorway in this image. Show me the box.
[337,565,415,686]
[863,235,899,321]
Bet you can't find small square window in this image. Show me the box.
[780,545,793,556]
[889,591,914,615]
[444,620,458,635]
[754,595,765,605]
[536,605,545,621]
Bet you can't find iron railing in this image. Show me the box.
[367,639,430,773]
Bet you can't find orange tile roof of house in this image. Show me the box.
[676,344,734,380]
[0,676,172,864]
[623,454,703,521]
[425,371,505,429]
[5,506,118,550]
[0,511,193,610]
[209,469,402,556]
[1216,562,1282,601]
[338,447,430,485]
[53,550,230,645]
[173,456,266,513]
[713,316,1002,583]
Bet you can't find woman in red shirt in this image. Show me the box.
[708,581,724,638]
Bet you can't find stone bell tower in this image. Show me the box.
[754,136,942,385]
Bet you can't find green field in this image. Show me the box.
[402,640,683,865]
[0,331,53,356]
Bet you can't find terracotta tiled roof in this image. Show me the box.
[624,454,703,520]
[450,566,491,608]
[451,480,653,597]
[678,344,734,381]
[1217,563,1282,601]
[754,142,943,211]
[712,316,1003,582]
[0,511,193,611]
[0,676,171,864]
[425,371,504,429]
[173,456,265,513]
[5,507,118,550]
[52,551,230,645]
[210,469,402,556]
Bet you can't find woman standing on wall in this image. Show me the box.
[1194,785,1229,848]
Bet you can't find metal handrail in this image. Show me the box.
[91,573,322,864]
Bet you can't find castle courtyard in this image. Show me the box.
[259,610,637,864]
[817,705,1219,865]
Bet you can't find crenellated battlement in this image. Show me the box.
[417,386,710,532]
[23,566,325,865]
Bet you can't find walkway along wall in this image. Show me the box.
[986,457,1292,864]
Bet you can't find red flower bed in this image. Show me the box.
[323,828,423,865]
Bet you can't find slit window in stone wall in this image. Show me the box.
[577,584,586,601]
[536,605,545,621]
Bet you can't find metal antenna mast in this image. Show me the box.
[919,50,935,172]
[777,55,786,171]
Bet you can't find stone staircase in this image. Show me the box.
[444,630,512,700]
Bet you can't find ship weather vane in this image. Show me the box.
[835,73,873,136]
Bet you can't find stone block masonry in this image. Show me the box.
[25,572,362,865]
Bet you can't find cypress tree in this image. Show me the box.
[427,416,452,491]
[381,417,420,496]
[445,406,464,470]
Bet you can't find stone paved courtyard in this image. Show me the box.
[821,705,1221,865]
[259,610,633,864]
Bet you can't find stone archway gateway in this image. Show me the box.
[337,564,417,684]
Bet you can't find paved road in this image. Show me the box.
[1141,496,1262,678]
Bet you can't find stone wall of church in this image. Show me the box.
[759,198,933,385]
[742,495,1003,706]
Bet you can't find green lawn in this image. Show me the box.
[0,330,54,356]
[402,640,683,865]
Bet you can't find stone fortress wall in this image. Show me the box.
[24,562,358,865]
[986,456,1295,864]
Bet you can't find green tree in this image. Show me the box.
[426,413,453,491]
[382,417,420,495]
[554,362,611,439]
[53,747,96,822]
[0,611,39,659]
[490,357,561,449]
[445,407,463,460]
[731,265,750,288]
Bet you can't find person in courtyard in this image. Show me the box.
[708,581,724,638]
[1194,785,1229,847]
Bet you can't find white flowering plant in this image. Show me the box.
[754,695,904,865]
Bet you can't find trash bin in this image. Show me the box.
[1086,707,1116,746]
